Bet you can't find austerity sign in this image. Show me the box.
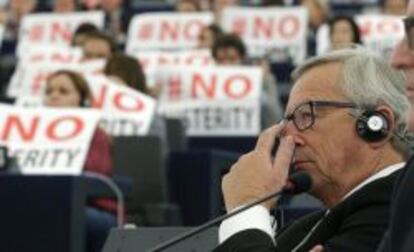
[126,12,214,54]
[86,75,156,136]
[221,6,308,64]
[0,105,100,175]
[157,66,262,136]
[17,11,104,55]
[7,59,105,97]
[130,49,214,87]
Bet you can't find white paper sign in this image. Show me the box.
[17,11,104,55]
[126,12,214,54]
[86,75,156,136]
[157,66,262,136]
[7,59,105,98]
[221,6,308,64]
[18,45,83,65]
[316,14,404,58]
[131,49,214,88]
[0,105,101,175]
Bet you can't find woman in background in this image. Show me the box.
[104,53,169,157]
[328,15,362,50]
[44,70,116,252]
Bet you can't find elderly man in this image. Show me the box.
[213,47,411,252]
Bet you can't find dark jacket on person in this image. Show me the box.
[214,169,402,252]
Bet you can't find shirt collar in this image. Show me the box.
[342,162,405,201]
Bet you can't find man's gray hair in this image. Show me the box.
[291,46,411,155]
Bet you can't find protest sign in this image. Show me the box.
[157,66,262,136]
[17,11,104,55]
[7,59,105,97]
[0,105,100,175]
[221,6,308,64]
[126,12,213,54]
[131,49,214,87]
[86,75,156,136]
[316,14,404,58]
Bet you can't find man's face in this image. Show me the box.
[215,47,243,65]
[82,38,112,60]
[284,63,367,205]
[390,0,414,131]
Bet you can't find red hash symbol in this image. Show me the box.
[29,24,44,42]
[232,17,247,36]
[168,75,182,101]
[138,22,154,40]
[32,72,48,94]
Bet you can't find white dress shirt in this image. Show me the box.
[219,162,405,244]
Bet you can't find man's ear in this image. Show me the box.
[368,106,395,148]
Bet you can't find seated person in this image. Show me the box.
[214,47,410,251]
[104,53,169,157]
[44,70,117,252]
[328,15,362,51]
[212,33,284,129]
[81,31,117,60]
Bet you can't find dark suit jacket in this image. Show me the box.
[214,170,401,252]
[377,157,414,252]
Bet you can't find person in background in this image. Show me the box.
[82,30,117,60]
[176,0,201,12]
[104,53,147,93]
[53,0,77,13]
[211,0,240,24]
[198,24,223,49]
[301,0,330,56]
[44,70,117,252]
[212,33,283,128]
[71,23,99,47]
[100,0,128,44]
[3,0,37,41]
[371,0,414,251]
[103,53,169,157]
[382,0,407,15]
[328,15,362,51]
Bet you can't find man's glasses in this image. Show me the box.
[284,101,357,131]
[404,16,414,50]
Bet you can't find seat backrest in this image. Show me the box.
[113,136,166,211]
[103,227,218,252]
[165,118,188,152]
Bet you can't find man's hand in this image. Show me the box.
[221,123,295,211]
[309,245,324,252]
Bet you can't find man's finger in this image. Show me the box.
[255,122,286,153]
[272,136,295,177]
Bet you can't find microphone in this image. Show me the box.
[147,171,312,252]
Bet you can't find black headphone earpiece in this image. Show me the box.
[356,110,389,142]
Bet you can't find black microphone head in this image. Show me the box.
[284,171,312,194]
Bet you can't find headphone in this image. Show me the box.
[356,110,390,142]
